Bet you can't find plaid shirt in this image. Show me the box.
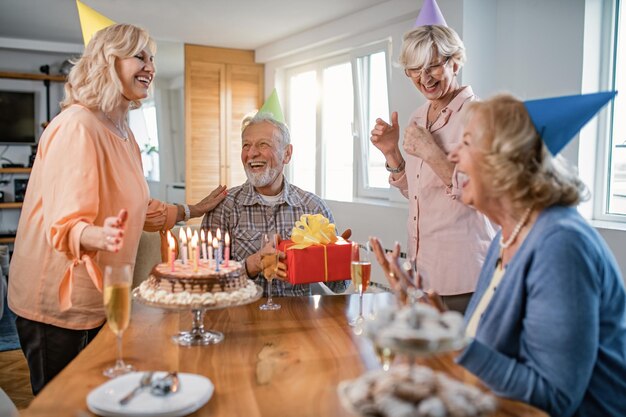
[201,179,348,296]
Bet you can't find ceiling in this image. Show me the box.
[0,0,391,78]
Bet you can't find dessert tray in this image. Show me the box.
[364,303,469,356]
[338,364,496,417]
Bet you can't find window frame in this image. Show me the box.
[351,40,393,200]
[283,39,392,201]
[587,0,626,223]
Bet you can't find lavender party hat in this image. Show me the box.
[414,0,447,27]
[524,91,617,155]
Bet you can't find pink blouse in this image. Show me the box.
[390,86,496,295]
[8,105,177,330]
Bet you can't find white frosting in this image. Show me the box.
[138,279,258,307]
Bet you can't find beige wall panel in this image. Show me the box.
[226,64,264,187]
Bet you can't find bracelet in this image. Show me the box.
[182,203,191,222]
[385,159,406,173]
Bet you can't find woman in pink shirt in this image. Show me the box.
[370,25,495,313]
[8,24,226,394]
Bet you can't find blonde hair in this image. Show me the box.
[399,25,466,70]
[465,94,587,211]
[61,23,156,113]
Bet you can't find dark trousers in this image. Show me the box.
[15,316,102,395]
[441,292,473,315]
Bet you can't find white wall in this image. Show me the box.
[259,0,626,280]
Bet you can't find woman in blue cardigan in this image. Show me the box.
[373,92,626,416]
[446,94,626,417]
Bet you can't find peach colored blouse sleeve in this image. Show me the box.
[144,199,178,232]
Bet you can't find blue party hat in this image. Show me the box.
[524,91,617,155]
[414,0,447,27]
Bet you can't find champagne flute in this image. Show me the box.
[259,233,281,311]
[103,264,135,378]
[349,241,371,330]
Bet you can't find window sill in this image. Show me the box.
[589,218,626,232]
[325,196,408,210]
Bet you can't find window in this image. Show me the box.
[580,0,626,222]
[285,41,390,201]
[129,99,160,181]
[607,0,626,216]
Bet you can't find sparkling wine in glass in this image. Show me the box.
[103,264,135,378]
[374,343,396,371]
[259,233,281,311]
[349,241,371,330]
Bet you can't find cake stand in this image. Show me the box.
[132,285,263,346]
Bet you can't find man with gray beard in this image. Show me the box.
[201,112,348,296]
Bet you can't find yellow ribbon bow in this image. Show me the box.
[289,214,337,249]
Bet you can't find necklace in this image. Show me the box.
[103,112,128,141]
[499,207,533,249]
[426,87,462,130]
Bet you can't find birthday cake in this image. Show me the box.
[137,260,259,307]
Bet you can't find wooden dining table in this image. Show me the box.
[23,293,546,417]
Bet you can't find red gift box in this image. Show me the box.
[278,239,352,285]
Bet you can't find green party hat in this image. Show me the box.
[258,89,285,124]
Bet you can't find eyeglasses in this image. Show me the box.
[404,57,450,79]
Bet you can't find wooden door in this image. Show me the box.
[226,64,264,187]
[184,45,264,216]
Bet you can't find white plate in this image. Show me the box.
[87,372,214,417]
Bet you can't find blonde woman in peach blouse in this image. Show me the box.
[8,24,226,395]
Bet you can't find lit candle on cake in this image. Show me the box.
[167,230,176,272]
[200,229,208,261]
[224,231,230,267]
[207,230,213,261]
[186,227,193,262]
[213,237,220,272]
[179,228,188,265]
[191,233,199,272]
[216,228,222,264]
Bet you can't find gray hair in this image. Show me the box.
[241,112,291,150]
[399,25,466,71]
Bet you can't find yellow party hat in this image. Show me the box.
[76,0,115,46]
[258,89,285,124]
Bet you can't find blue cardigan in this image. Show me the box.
[457,206,626,417]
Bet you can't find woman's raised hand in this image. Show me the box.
[189,185,228,218]
[80,209,127,253]
[371,112,402,158]
[102,209,127,253]
[403,123,438,161]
